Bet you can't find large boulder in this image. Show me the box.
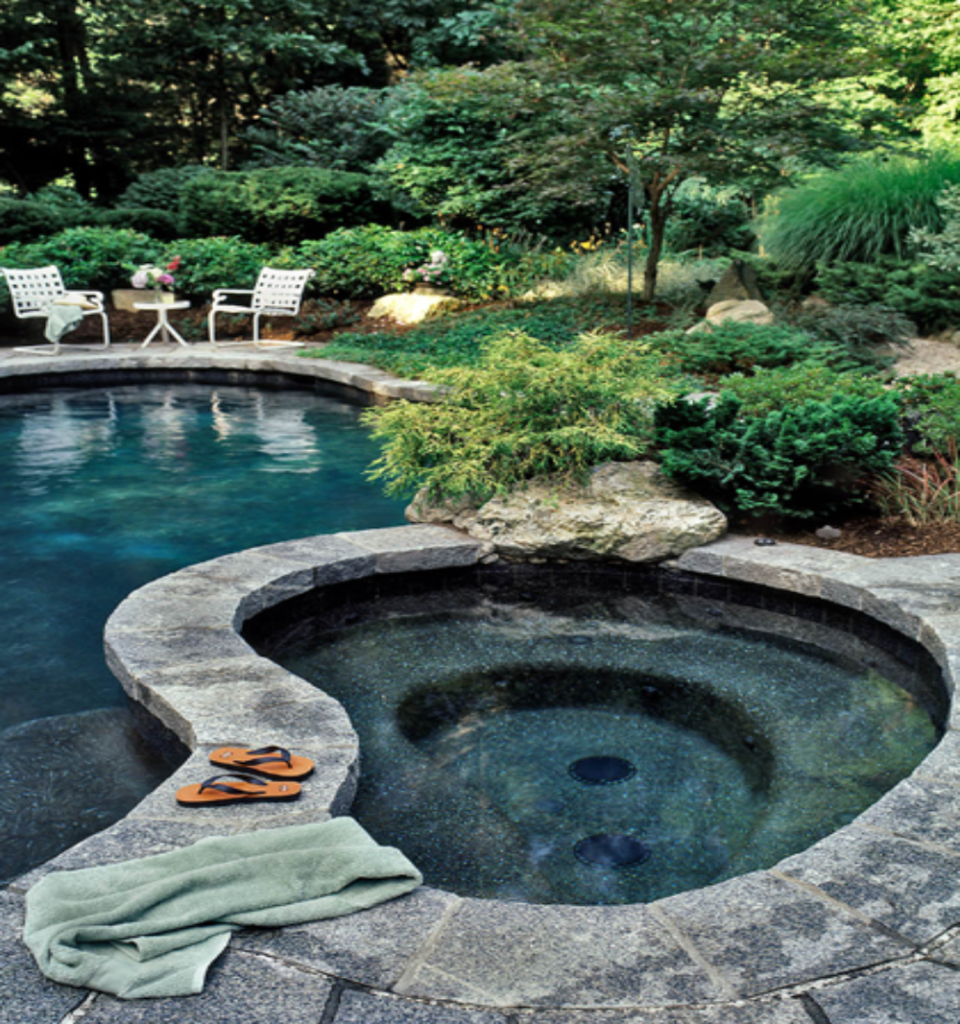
[406,461,727,563]
[368,289,459,325]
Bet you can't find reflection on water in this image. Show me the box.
[0,383,405,882]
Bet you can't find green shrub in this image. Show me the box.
[815,256,960,334]
[893,373,960,454]
[97,207,181,240]
[179,167,381,244]
[0,226,157,296]
[0,187,100,245]
[311,294,641,377]
[297,224,422,298]
[158,237,271,300]
[242,86,399,171]
[779,302,913,369]
[720,364,889,417]
[911,183,960,273]
[298,224,528,301]
[664,180,755,256]
[654,392,904,521]
[362,331,677,501]
[756,152,960,270]
[117,165,213,212]
[645,321,828,377]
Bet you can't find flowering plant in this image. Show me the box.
[131,255,181,291]
[402,249,449,289]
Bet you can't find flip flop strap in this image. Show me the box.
[198,773,267,795]
[236,745,293,769]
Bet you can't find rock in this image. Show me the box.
[815,525,843,541]
[368,291,459,325]
[705,259,763,307]
[685,298,774,334]
[407,461,727,563]
[705,298,774,325]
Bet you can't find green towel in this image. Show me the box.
[23,817,422,999]
[44,295,92,342]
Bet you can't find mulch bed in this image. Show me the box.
[734,517,960,559]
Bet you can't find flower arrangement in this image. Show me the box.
[131,256,181,292]
[402,249,449,290]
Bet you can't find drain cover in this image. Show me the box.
[568,755,636,785]
[574,834,651,868]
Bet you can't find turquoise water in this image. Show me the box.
[0,383,405,881]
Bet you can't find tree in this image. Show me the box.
[494,0,885,298]
[372,68,615,238]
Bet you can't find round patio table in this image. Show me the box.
[134,299,191,348]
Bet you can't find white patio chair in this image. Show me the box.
[2,265,111,355]
[207,267,315,348]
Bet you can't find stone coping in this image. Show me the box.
[0,340,440,404]
[4,348,960,1021]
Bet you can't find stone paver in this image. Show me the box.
[4,349,960,1023]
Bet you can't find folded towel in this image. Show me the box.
[24,817,422,999]
[44,301,86,342]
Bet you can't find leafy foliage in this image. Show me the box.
[756,152,960,270]
[644,321,845,378]
[310,294,641,377]
[654,392,904,520]
[179,167,381,244]
[116,166,213,212]
[893,372,960,454]
[720,364,889,417]
[911,184,960,273]
[779,302,913,369]
[242,86,399,171]
[815,256,960,333]
[373,71,612,239]
[362,331,677,501]
[496,0,878,297]
[0,227,157,296]
[297,224,558,301]
[156,237,271,300]
[663,180,755,256]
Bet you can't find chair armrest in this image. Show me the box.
[212,289,254,301]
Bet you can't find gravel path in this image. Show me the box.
[893,335,960,376]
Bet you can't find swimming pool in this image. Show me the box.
[0,382,405,881]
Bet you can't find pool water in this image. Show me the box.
[0,383,405,882]
[266,574,941,905]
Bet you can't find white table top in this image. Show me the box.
[133,300,191,311]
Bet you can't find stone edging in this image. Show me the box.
[0,342,440,404]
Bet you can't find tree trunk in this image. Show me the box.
[642,190,668,301]
[53,0,91,196]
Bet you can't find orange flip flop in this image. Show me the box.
[208,744,315,781]
[176,773,302,806]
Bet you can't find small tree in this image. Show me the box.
[499,0,881,298]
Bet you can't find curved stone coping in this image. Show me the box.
[0,342,439,403]
[11,527,960,1019]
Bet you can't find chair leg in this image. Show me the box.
[97,310,111,347]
